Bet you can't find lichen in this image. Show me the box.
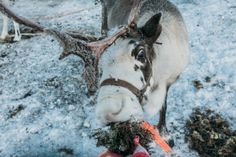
[186,108,236,157]
[92,121,152,156]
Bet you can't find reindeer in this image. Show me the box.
[0,0,21,41]
[97,0,189,138]
[0,0,189,145]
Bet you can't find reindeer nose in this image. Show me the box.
[105,104,124,120]
[96,98,125,124]
[96,94,144,125]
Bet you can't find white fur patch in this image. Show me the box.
[99,39,144,89]
[96,39,146,124]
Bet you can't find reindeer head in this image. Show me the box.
[0,0,162,125]
[96,13,162,125]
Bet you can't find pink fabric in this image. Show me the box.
[131,152,150,157]
[134,136,140,145]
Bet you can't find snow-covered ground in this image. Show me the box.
[0,0,235,156]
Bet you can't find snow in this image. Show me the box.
[0,0,236,156]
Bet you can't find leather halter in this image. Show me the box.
[100,75,151,103]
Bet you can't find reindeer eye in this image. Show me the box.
[136,49,146,63]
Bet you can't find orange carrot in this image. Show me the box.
[141,121,172,153]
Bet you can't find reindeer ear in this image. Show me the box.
[140,13,162,44]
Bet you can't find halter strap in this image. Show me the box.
[100,63,153,103]
[100,78,150,103]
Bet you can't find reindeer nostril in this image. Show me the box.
[111,98,125,116]
[111,103,124,116]
[105,100,125,122]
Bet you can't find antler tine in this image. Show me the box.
[87,26,128,58]
[128,0,141,27]
[86,0,141,58]
[45,29,92,60]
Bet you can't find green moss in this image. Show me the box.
[92,121,152,156]
[186,108,236,157]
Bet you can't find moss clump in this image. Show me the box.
[92,121,152,156]
[186,108,236,157]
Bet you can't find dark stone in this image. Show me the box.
[192,80,204,90]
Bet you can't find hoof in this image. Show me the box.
[167,138,175,148]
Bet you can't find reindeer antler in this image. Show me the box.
[0,0,141,94]
[86,26,129,58]
[128,0,141,28]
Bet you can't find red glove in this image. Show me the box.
[99,150,124,157]
[99,136,150,157]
